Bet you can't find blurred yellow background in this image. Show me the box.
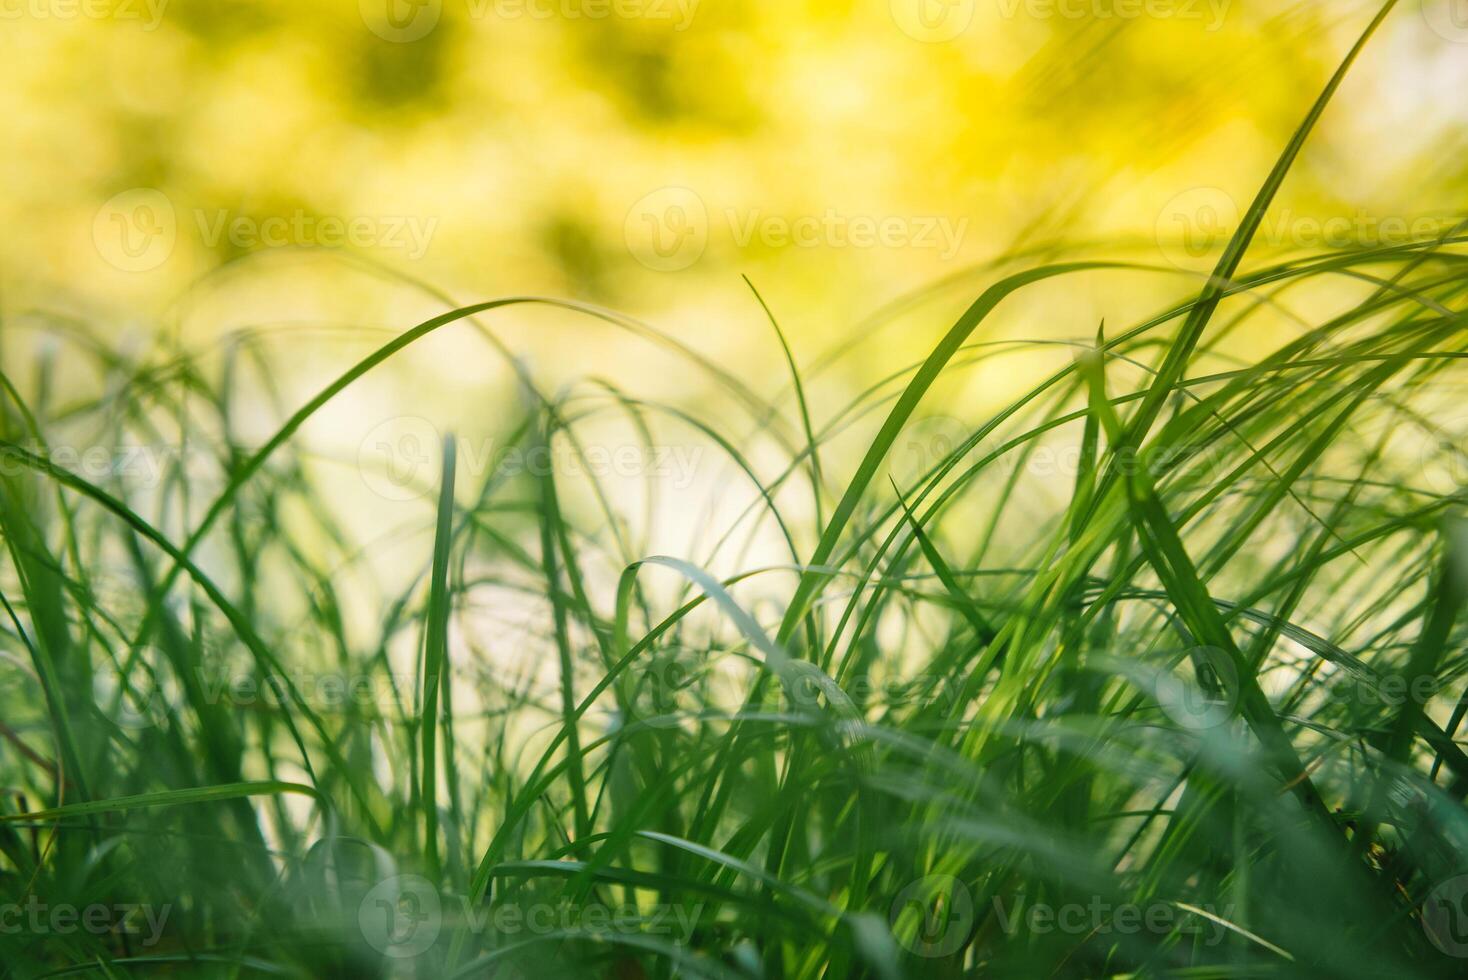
[2,0,1465,381]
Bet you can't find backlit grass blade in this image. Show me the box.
[421,434,457,878]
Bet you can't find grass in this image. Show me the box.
[5,2,1468,976]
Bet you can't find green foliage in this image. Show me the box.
[4,4,1468,977]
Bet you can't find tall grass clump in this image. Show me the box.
[4,3,1468,977]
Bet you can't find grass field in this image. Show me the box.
[4,2,1468,977]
